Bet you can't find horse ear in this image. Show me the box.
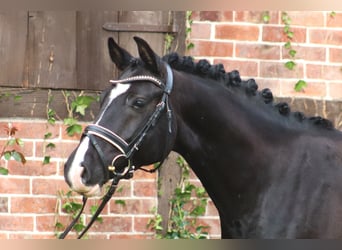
[133,36,161,74]
[108,37,133,71]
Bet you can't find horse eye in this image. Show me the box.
[132,98,146,109]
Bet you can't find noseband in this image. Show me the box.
[59,63,173,239]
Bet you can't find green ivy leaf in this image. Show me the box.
[74,104,88,116]
[6,138,16,146]
[55,222,64,230]
[71,96,96,116]
[186,42,194,50]
[191,205,206,217]
[44,132,52,139]
[64,118,83,136]
[43,156,51,165]
[4,151,11,160]
[115,200,126,206]
[63,117,77,126]
[330,11,336,18]
[289,49,297,58]
[11,151,26,164]
[284,41,291,49]
[262,11,270,23]
[294,80,307,92]
[47,109,56,125]
[66,124,83,136]
[14,95,22,101]
[46,143,56,149]
[0,167,9,175]
[285,61,296,70]
[74,223,85,232]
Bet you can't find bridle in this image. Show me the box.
[59,63,173,239]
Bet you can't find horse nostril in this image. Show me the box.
[80,163,90,184]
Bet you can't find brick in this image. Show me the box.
[112,180,132,197]
[236,43,280,60]
[328,82,342,99]
[190,40,233,57]
[8,233,56,239]
[255,79,281,97]
[206,200,219,217]
[260,61,304,79]
[133,181,157,197]
[85,234,108,239]
[263,26,306,43]
[190,23,211,40]
[281,81,327,98]
[134,216,154,233]
[221,11,234,22]
[36,215,62,232]
[236,11,279,24]
[214,59,258,78]
[87,216,132,232]
[109,233,153,239]
[309,29,342,45]
[282,46,326,62]
[0,215,34,231]
[196,11,220,22]
[35,141,79,159]
[286,11,325,27]
[192,11,233,22]
[215,24,259,41]
[109,198,156,215]
[329,48,342,63]
[306,64,342,80]
[7,160,58,176]
[11,197,57,213]
[7,122,60,140]
[32,178,69,195]
[0,233,7,239]
[326,12,342,27]
[0,177,30,194]
[191,11,201,21]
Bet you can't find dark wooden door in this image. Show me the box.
[0,12,27,87]
[0,11,185,118]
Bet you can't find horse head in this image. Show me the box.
[64,37,176,197]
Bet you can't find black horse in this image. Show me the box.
[64,36,342,238]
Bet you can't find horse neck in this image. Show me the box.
[170,71,276,204]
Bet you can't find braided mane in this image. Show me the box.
[162,53,334,130]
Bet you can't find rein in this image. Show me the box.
[59,63,173,239]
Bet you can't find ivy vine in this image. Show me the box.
[0,123,26,175]
[262,11,307,92]
[147,156,209,239]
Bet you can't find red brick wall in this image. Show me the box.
[189,11,342,100]
[0,120,220,239]
[1,11,342,239]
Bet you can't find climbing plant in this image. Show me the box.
[147,156,209,239]
[0,123,26,175]
[262,11,307,92]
